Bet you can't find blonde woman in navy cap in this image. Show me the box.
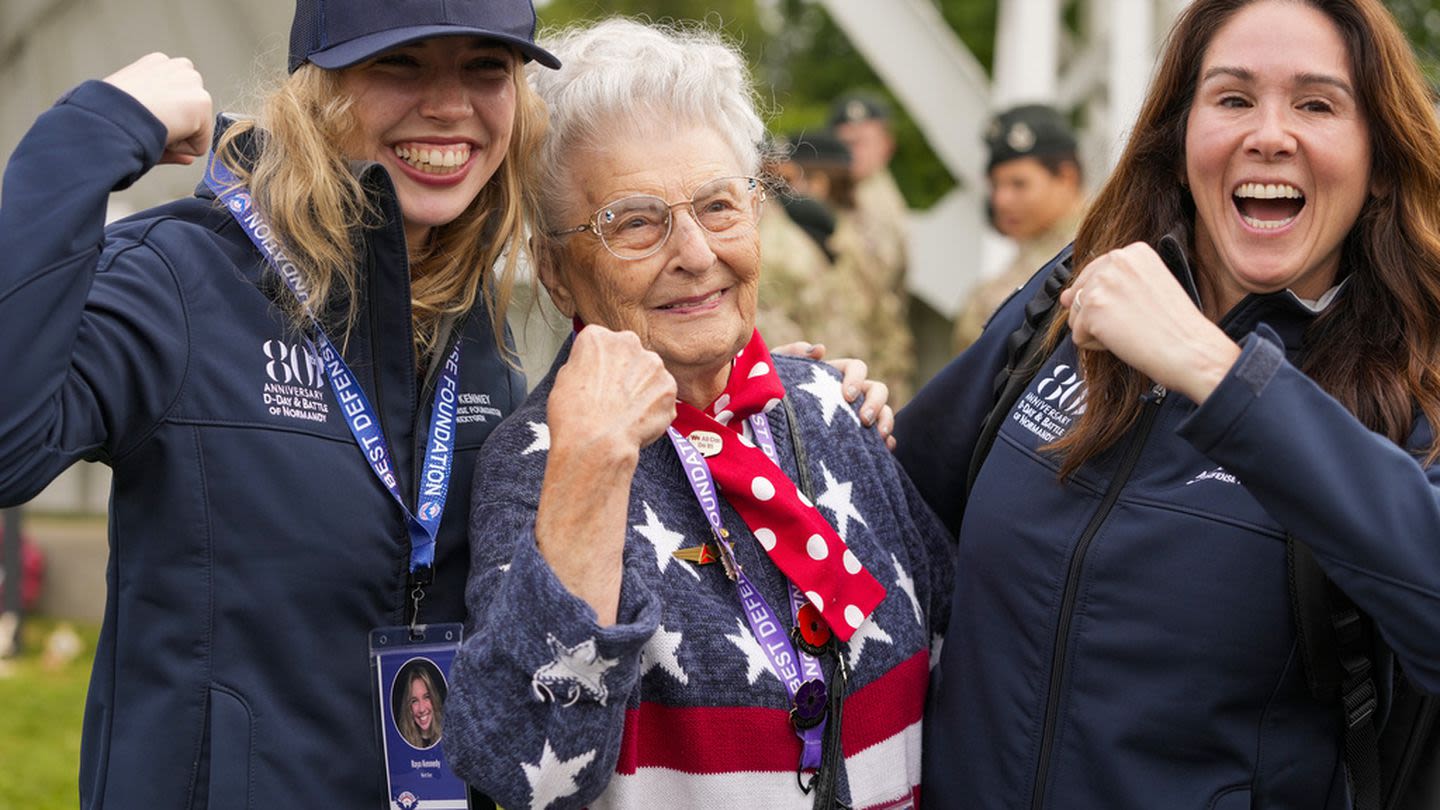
[0,1,560,807]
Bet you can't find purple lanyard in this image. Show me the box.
[667,414,827,771]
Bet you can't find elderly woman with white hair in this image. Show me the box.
[445,18,952,810]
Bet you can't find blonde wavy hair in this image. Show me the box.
[214,57,546,361]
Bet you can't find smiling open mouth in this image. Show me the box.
[394,143,471,175]
[1233,182,1305,230]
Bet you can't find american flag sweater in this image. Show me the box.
[448,347,954,809]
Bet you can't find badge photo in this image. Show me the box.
[392,657,447,750]
[371,624,470,809]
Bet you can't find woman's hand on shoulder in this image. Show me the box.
[103,53,213,166]
[549,325,677,462]
[1062,242,1241,404]
[771,341,895,449]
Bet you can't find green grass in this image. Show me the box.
[0,617,97,809]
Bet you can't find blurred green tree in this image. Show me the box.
[1386,0,1440,86]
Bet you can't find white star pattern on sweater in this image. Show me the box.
[846,613,894,670]
[633,502,700,580]
[816,460,868,542]
[725,617,774,684]
[530,635,617,707]
[521,740,596,810]
[522,421,551,456]
[797,366,860,427]
[893,554,922,627]
[640,624,689,685]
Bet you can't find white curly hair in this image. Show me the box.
[526,17,768,237]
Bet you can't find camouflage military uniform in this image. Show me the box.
[951,207,1083,353]
[757,203,870,360]
[845,170,914,404]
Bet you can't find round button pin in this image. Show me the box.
[791,679,828,730]
[793,603,833,655]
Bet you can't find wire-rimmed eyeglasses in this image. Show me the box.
[547,175,767,260]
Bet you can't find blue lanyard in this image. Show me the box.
[668,416,828,771]
[205,157,459,583]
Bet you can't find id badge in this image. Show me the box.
[371,623,470,810]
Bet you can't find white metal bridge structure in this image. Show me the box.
[817,0,1184,321]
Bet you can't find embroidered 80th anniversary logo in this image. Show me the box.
[1013,363,1088,443]
[261,340,330,423]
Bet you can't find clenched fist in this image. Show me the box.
[1062,242,1240,404]
[535,327,677,624]
[548,326,678,459]
[104,53,213,165]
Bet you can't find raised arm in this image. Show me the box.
[447,327,677,807]
[0,55,210,502]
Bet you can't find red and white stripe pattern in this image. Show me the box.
[590,650,928,809]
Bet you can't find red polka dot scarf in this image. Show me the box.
[669,330,886,641]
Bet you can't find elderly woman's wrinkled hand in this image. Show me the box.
[550,326,678,456]
[1062,242,1240,405]
[534,326,677,625]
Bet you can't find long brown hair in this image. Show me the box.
[214,57,547,361]
[1051,0,1440,477]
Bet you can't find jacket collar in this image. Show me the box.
[1156,224,1346,352]
[197,115,415,362]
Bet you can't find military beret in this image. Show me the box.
[827,92,892,127]
[984,104,1078,172]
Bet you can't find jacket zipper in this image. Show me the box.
[358,245,415,622]
[1030,383,1167,810]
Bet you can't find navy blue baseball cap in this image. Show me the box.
[288,0,561,74]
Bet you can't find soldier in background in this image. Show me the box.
[952,104,1086,352]
[830,92,915,403]
[757,132,869,360]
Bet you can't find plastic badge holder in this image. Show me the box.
[371,623,470,810]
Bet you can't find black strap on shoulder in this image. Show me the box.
[1288,534,1382,810]
[1288,536,1344,701]
[779,395,851,810]
[965,247,1075,496]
